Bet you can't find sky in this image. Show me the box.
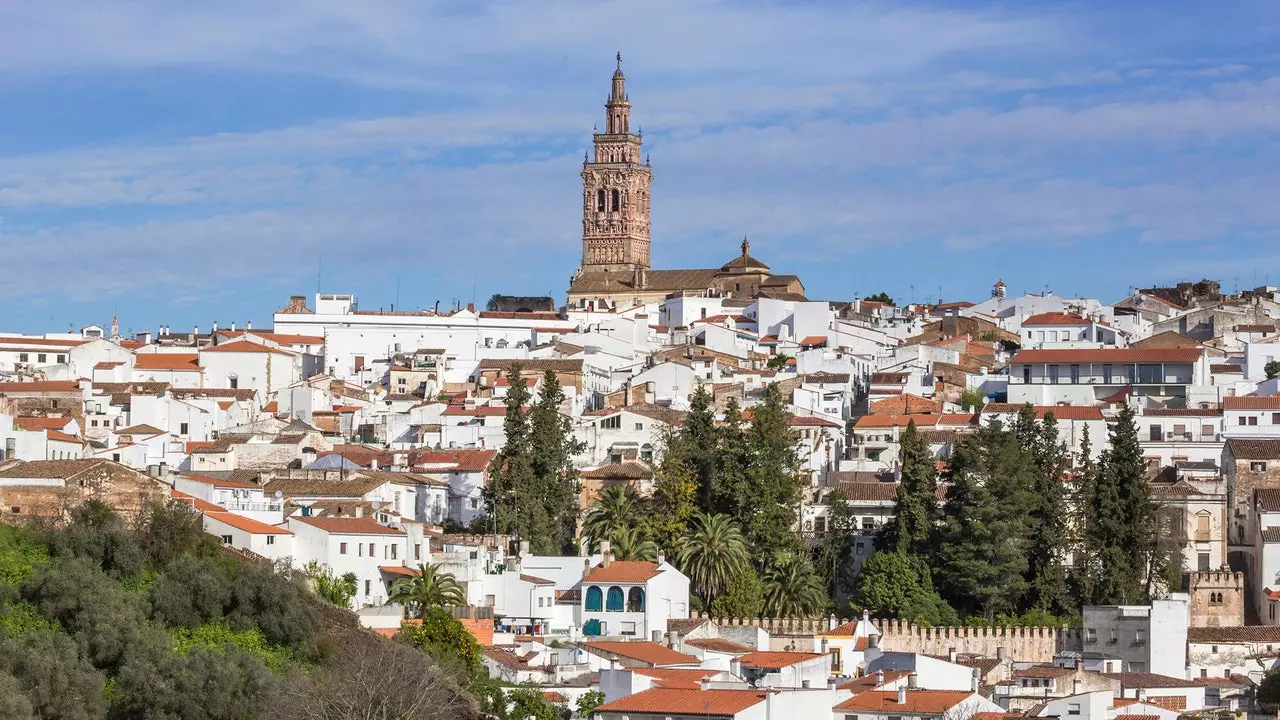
[1,0,1278,335]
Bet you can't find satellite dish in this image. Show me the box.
[274,490,283,498]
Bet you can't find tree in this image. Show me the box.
[676,512,749,604]
[608,526,658,562]
[864,292,894,305]
[1016,408,1071,613]
[851,552,957,626]
[1261,669,1280,708]
[576,689,606,718]
[503,683,563,720]
[737,384,805,562]
[389,564,467,617]
[958,387,985,412]
[132,499,219,571]
[487,364,536,544]
[400,606,484,682]
[666,385,720,510]
[486,293,503,312]
[709,566,764,618]
[527,370,587,554]
[761,554,827,617]
[148,554,233,627]
[766,354,792,370]
[878,421,937,556]
[1265,360,1280,380]
[933,419,1035,619]
[1070,426,1100,605]
[582,485,640,550]
[814,490,858,600]
[306,563,357,609]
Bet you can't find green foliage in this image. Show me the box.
[133,500,220,571]
[401,606,483,682]
[762,553,827,617]
[487,366,585,554]
[878,421,937,556]
[766,353,792,370]
[45,500,147,581]
[1267,360,1280,380]
[864,292,894,305]
[0,597,59,638]
[710,566,765,618]
[609,525,658,562]
[148,554,233,627]
[308,562,358,609]
[958,387,986,412]
[502,683,563,720]
[1260,669,1280,707]
[1016,407,1071,613]
[582,484,641,549]
[171,623,292,671]
[0,630,109,720]
[852,552,956,626]
[577,689,607,718]
[677,512,749,604]
[734,385,806,561]
[0,524,50,586]
[815,490,859,600]
[389,563,468,617]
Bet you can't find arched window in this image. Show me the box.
[606,586,625,612]
[585,586,603,611]
[640,443,653,463]
[596,189,606,212]
[611,189,621,211]
[627,587,645,612]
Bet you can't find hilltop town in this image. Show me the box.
[3,62,1280,720]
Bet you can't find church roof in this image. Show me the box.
[569,268,719,295]
[720,253,770,272]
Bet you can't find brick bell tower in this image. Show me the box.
[580,53,652,273]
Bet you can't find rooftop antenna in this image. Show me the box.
[316,254,323,295]
[394,276,401,312]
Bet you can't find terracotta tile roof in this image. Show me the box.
[835,690,976,714]
[185,441,213,453]
[205,511,291,535]
[829,481,901,502]
[1188,626,1280,643]
[580,462,653,480]
[170,488,222,512]
[736,651,823,670]
[583,560,662,584]
[115,424,166,436]
[1104,672,1201,688]
[476,358,583,373]
[1211,364,1245,374]
[1010,348,1202,364]
[1224,396,1280,410]
[799,335,827,347]
[134,353,202,371]
[584,403,688,426]
[855,415,937,429]
[12,417,74,431]
[216,330,324,345]
[1263,528,1280,543]
[380,565,419,577]
[1114,714,1162,720]
[291,516,405,535]
[582,641,698,667]
[412,448,497,473]
[596,688,767,716]
[0,380,82,393]
[1227,438,1280,460]
[871,394,943,415]
[1023,312,1093,326]
[0,458,121,480]
[870,372,910,384]
[0,336,83,347]
[170,387,257,401]
[1256,489,1280,512]
[1013,664,1077,678]
[1143,407,1223,416]
[789,415,842,428]
[201,340,295,355]
[519,574,555,586]
[665,618,709,636]
[982,404,1105,420]
[686,638,753,654]
[181,473,260,489]
[442,405,508,417]
[630,667,722,689]
[93,361,124,370]
[1235,324,1276,333]
[838,670,912,691]
[937,413,979,426]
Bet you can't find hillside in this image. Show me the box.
[0,502,481,720]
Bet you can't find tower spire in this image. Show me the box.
[581,57,651,272]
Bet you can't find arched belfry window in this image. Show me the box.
[596,189,606,212]
[611,189,621,211]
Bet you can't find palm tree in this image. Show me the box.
[609,526,658,562]
[762,554,827,617]
[582,484,638,548]
[388,563,467,617]
[676,512,749,603]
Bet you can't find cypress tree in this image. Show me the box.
[878,421,938,556]
[485,365,534,543]
[739,384,805,566]
[710,396,750,519]
[1024,409,1070,613]
[1070,425,1099,605]
[528,370,586,554]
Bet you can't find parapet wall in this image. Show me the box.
[695,614,1081,662]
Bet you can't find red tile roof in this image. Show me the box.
[1023,312,1093,326]
[291,516,405,535]
[134,353,202,371]
[205,511,292,535]
[630,668,723,689]
[1011,348,1202,364]
[582,641,698,667]
[583,560,662,584]
[0,336,83,348]
[855,415,937,429]
[413,448,497,473]
[799,335,828,347]
[835,690,977,714]
[596,688,767,716]
[685,638,753,654]
[0,380,82,393]
[201,339,294,355]
[1211,364,1244,374]
[982,404,1106,420]
[789,415,842,428]
[171,489,222,513]
[870,394,943,416]
[181,473,260,489]
[12,417,74,431]
[442,405,509,417]
[1227,438,1280,461]
[1224,396,1280,410]
[47,430,81,444]
[1188,626,1280,643]
[736,651,823,670]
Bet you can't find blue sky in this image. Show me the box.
[1,1,1278,335]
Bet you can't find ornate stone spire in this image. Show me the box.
[741,236,750,257]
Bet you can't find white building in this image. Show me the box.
[287,514,409,608]
[579,554,690,641]
[203,511,292,561]
[1081,596,1189,677]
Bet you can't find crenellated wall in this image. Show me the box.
[692,614,1082,661]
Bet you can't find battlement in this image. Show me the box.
[1189,570,1244,589]
[693,613,1081,661]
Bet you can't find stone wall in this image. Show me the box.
[693,614,1081,662]
[1189,570,1245,627]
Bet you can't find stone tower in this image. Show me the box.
[1188,570,1244,627]
[580,53,652,273]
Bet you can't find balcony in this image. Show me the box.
[221,501,282,513]
[1143,432,1221,443]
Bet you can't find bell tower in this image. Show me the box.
[580,53,652,273]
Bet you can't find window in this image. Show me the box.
[57,354,65,363]
[340,543,348,554]
[627,586,645,612]
[358,544,363,557]
[1202,424,1215,437]
[1102,364,1113,384]
[862,517,874,531]
[1048,365,1060,384]
[266,536,276,545]
[414,544,421,561]
[1068,703,1081,716]
[1198,552,1211,571]
[180,422,189,435]
[606,586,625,611]
[17,353,27,362]
[390,544,397,560]
[634,422,644,431]
[1070,364,1080,384]
[596,189,606,212]
[368,543,375,557]
[600,415,621,430]
[1134,629,1146,644]
[611,189,620,211]
[364,580,371,596]
[855,541,865,555]
[1109,629,1118,644]
[229,377,238,389]
[1248,416,1259,426]
[220,535,232,544]
[1274,412,1280,425]
[1254,462,1269,472]
[10,506,21,514]
[37,353,46,363]
[1022,366,1031,384]
[621,621,637,636]
[585,586,603,611]
[112,453,120,462]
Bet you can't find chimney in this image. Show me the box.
[466,302,475,313]
[519,540,530,556]
[246,320,252,330]
[897,687,907,705]
[1073,679,1081,695]
[355,506,363,518]
[582,558,591,579]
[996,646,1006,662]
[600,540,611,567]
[651,630,663,643]
[1075,656,1083,671]
[827,681,837,690]
[948,647,957,663]
[193,325,199,336]
[657,550,666,566]
[667,630,679,649]
[288,295,308,313]
[875,670,885,687]
[230,322,236,332]
[212,321,218,334]
[908,672,918,690]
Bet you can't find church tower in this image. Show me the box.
[580,54,652,272]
